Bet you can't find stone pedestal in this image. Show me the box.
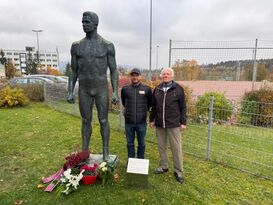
[126,158,149,187]
[85,154,118,167]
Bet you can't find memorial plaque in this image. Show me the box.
[126,158,149,187]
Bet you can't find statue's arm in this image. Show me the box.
[107,43,119,104]
[67,42,79,103]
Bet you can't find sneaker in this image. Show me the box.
[154,167,169,174]
[174,172,184,184]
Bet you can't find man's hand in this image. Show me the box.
[111,93,119,105]
[150,122,155,129]
[180,124,187,131]
[67,93,75,104]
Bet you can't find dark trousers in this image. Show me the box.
[125,123,147,159]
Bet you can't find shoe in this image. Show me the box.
[174,172,184,184]
[154,167,169,174]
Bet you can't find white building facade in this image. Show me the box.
[2,47,59,73]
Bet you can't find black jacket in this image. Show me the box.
[150,81,186,128]
[121,83,152,124]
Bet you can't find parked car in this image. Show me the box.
[10,76,54,87]
[29,74,67,84]
[58,76,69,81]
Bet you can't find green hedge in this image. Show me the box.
[241,88,273,127]
[195,92,232,122]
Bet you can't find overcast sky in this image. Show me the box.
[1,0,273,70]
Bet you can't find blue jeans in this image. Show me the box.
[125,123,147,159]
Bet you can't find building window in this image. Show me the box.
[52,54,57,57]
[7,52,12,55]
[53,60,57,62]
[53,64,58,67]
[46,59,51,62]
[46,54,51,57]
[40,54,45,57]
[13,52,19,55]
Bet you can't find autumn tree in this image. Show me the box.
[244,63,267,81]
[118,66,127,77]
[172,60,183,80]
[6,59,16,79]
[47,67,62,76]
[172,59,201,81]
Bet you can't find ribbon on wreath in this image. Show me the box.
[42,168,64,192]
[41,150,90,192]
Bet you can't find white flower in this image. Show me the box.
[69,176,79,189]
[63,169,72,180]
[62,186,70,195]
[60,177,67,183]
[68,170,85,189]
[78,170,85,181]
[102,167,107,172]
[99,162,107,168]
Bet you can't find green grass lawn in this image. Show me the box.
[0,103,273,205]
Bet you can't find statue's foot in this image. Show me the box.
[103,146,110,162]
[103,154,110,162]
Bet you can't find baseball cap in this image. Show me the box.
[130,68,141,75]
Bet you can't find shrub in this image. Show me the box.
[241,88,273,127]
[195,92,232,122]
[0,79,8,90]
[20,84,44,101]
[0,86,29,108]
[182,85,192,108]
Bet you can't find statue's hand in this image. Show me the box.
[67,92,75,104]
[111,93,119,105]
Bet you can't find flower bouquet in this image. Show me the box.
[42,150,90,192]
[57,168,84,195]
[98,161,114,186]
[80,164,98,185]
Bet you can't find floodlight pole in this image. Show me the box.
[148,0,152,81]
[32,29,43,66]
[156,45,159,70]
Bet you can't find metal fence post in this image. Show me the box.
[168,39,172,67]
[43,83,47,102]
[72,102,76,115]
[207,96,214,160]
[119,88,123,132]
[252,38,258,90]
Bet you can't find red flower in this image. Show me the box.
[80,164,98,172]
[63,150,90,170]
[80,164,98,176]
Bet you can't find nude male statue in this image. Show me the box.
[67,11,118,161]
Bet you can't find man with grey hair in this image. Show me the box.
[150,67,187,183]
[67,11,118,161]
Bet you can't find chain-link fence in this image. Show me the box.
[44,82,273,180]
[186,96,273,180]
[169,39,273,86]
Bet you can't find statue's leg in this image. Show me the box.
[95,92,110,161]
[79,90,94,151]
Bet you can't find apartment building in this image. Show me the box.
[2,47,59,73]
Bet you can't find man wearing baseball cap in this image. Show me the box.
[121,68,152,160]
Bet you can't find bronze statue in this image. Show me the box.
[67,11,118,161]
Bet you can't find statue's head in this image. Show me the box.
[82,11,99,33]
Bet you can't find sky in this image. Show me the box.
[1,0,273,70]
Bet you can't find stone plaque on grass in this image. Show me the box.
[126,158,149,187]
